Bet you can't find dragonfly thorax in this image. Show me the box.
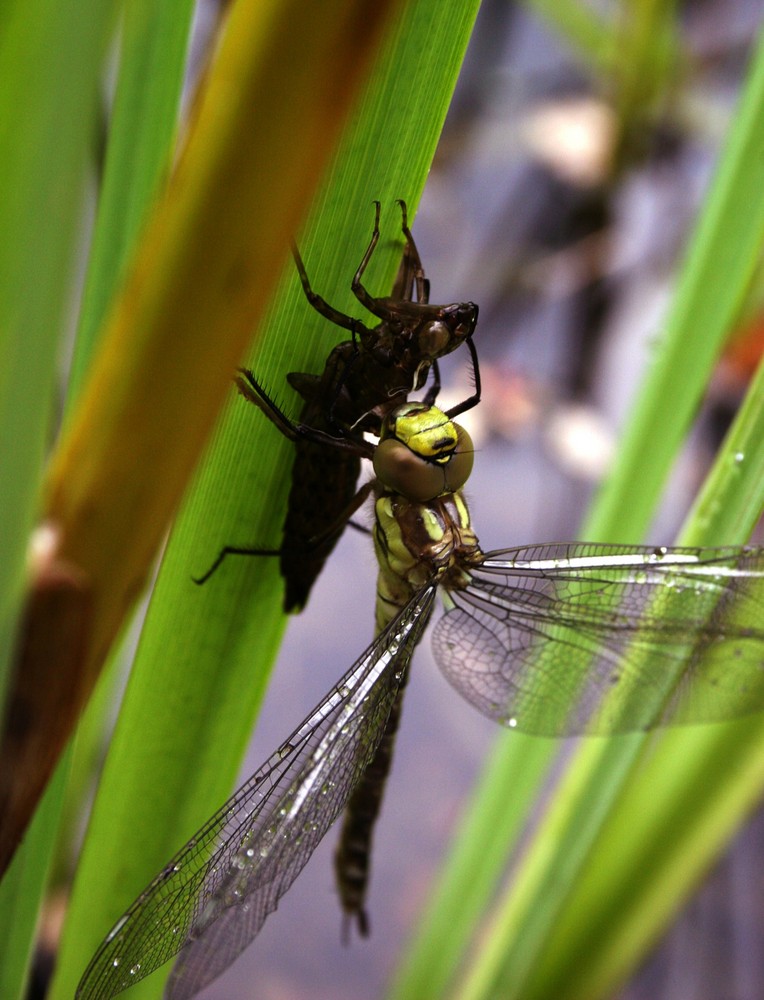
[373,491,481,634]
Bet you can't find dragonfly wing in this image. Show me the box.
[76,587,436,1000]
[432,543,764,736]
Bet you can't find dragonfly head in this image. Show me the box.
[414,301,478,360]
[374,402,474,502]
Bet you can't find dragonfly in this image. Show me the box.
[198,200,480,611]
[77,400,764,1000]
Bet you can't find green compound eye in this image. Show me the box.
[373,412,474,502]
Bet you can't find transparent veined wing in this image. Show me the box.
[433,543,764,735]
[76,587,437,1000]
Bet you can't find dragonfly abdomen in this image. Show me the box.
[334,675,410,936]
[280,428,361,612]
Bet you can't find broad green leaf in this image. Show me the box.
[0,1,119,995]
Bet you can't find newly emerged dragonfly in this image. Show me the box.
[78,401,764,1000]
[201,201,480,611]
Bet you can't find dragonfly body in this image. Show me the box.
[79,392,764,995]
[335,403,481,929]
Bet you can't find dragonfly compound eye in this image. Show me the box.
[374,412,474,501]
[443,425,474,491]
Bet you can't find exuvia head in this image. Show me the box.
[373,402,474,502]
[415,302,479,361]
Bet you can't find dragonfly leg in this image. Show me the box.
[422,359,442,407]
[351,200,381,293]
[235,368,301,440]
[352,202,405,323]
[195,480,376,584]
[346,519,373,537]
[291,240,370,343]
[444,336,482,418]
[390,199,430,305]
[192,544,279,585]
[236,369,374,457]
